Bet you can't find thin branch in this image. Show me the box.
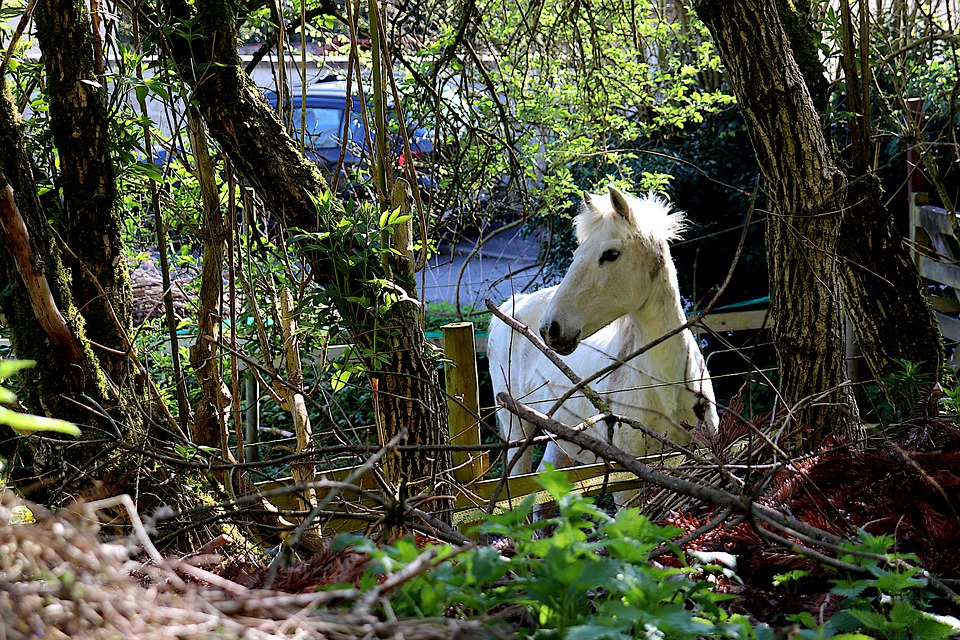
[0,186,85,367]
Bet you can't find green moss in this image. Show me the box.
[776,0,829,114]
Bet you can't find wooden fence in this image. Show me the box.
[258,188,960,536]
[257,304,771,535]
[910,192,960,362]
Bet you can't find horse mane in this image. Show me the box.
[574,189,686,246]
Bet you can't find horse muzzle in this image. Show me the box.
[540,320,580,355]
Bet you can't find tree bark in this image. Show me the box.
[186,108,232,452]
[701,0,942,430]
[694,0,860,446]
[0,82,124,496]
[160,0,452,517]
[35,0,132,384]
[838,176,943,388]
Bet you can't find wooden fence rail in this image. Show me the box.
[257,308,767,536]
[910,193,960,362]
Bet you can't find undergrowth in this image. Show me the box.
[333,467,960,639]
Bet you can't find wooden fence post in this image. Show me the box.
[906,97,930,269]
[441,322,487,485]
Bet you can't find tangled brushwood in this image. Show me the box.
[4,382,960,639]
[0,493,499,640]
[668,386,960,622]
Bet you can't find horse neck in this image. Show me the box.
[623,260,692,379]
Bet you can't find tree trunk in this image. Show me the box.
[694,0,860,447]
[186,108,232,452]
[838,176,943,389]
[160,0,452,517]
[35,0,132,384]
[0,83,125,497]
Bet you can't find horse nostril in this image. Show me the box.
[548,320,561,342]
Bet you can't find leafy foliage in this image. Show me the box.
[339,469,767,639]
[0,361,79,436]
[787,533,960,640]
[330,474,960,640]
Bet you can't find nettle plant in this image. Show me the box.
[334,470,960,640]
[338,468,763,640]
[785,532,960,640]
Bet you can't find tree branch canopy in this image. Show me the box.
[159,0,452,512]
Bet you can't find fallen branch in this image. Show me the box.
[497,391,960,604]
[499,392,851,548]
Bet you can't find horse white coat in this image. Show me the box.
[487,186,719,485]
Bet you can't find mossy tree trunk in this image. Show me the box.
[0,85,124,493]
[160,0,452,518]
[0,0,140,501]
[694,0,941,446]
[778,0,943,396]
[35,0,132,385]
[694,0,861,447]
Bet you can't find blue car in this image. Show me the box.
[264,81,434,172]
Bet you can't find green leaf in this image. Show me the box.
[0,407,81,436]
[535,465,574,501]
[910,615,960,640]
[773,569,811,587]
[145,77,169,100]
[0,359,37,380]
[566,625,630,640]
[135,82,149,104]
[331,367,352,392]
[888,598,920,626]
[843,608,895,631]
[831,579,870,598]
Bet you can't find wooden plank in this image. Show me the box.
[918,204,956,238]
[936,311,960,342]
[930,295,960,314]
[257,460,638,514]
[453,470,644,531]
[700,308,769,332]
[442,322,488,483]
[256,452,688,534]
[919,256,960,291]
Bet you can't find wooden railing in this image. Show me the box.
[257,311,766,536]
[910,192,960,362]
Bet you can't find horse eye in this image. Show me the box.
[599,249,620,264]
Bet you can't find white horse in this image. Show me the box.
[487,186,719,490]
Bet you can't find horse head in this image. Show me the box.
[539,186,685,355]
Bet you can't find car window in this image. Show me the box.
[292,107,344,149]
[348,112,367,149]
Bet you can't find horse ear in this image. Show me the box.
[582,191,594,206]
[608,186,633,222]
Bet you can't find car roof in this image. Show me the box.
[265,80,393,110]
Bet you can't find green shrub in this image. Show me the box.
[337,467,768,639]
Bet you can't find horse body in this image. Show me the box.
[487,186,718,482]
